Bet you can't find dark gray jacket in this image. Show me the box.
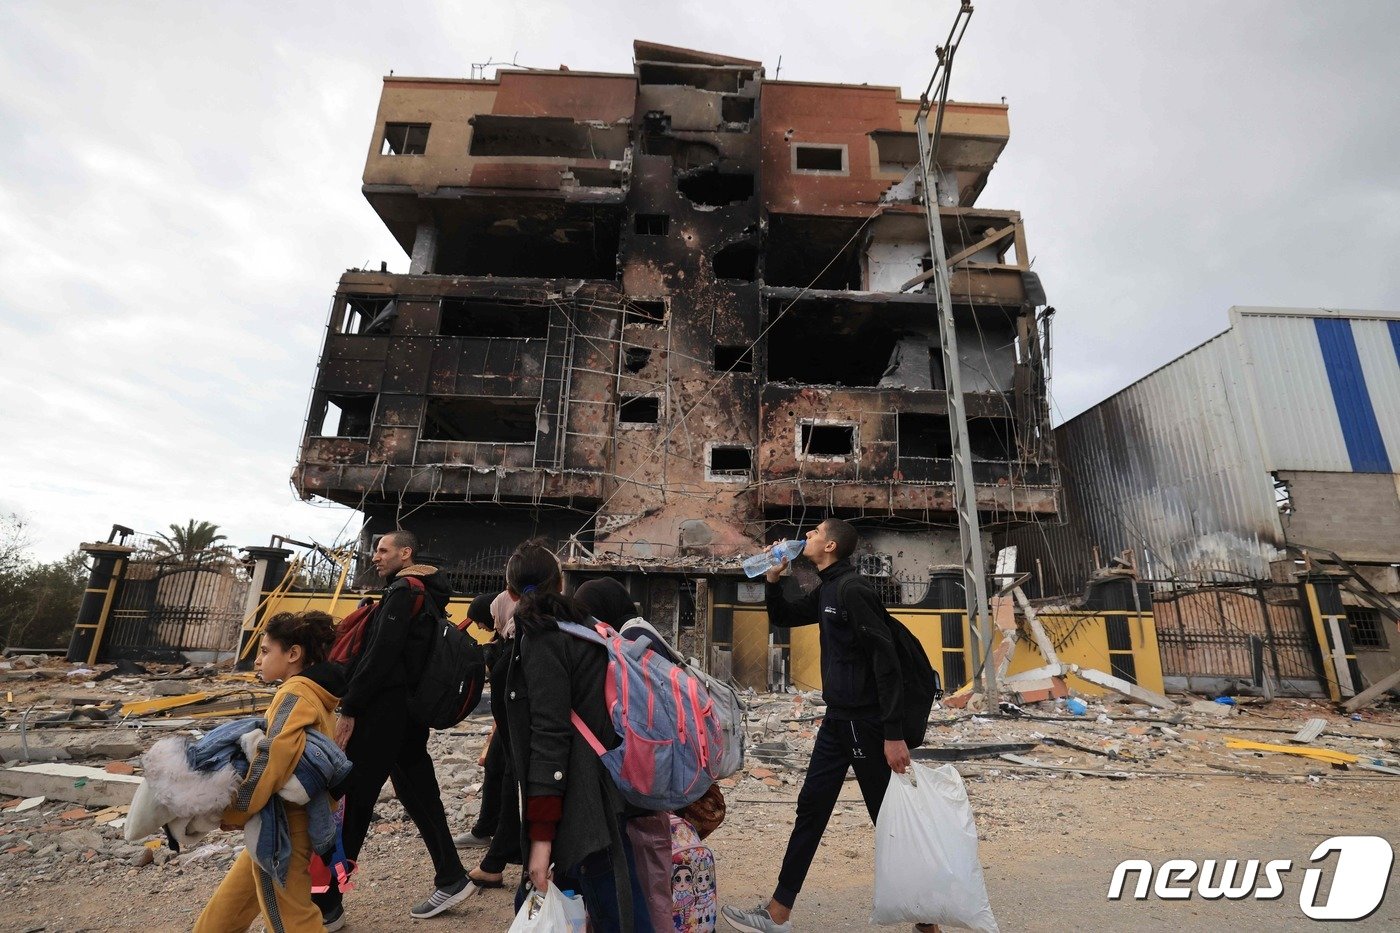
[504,624,624,873]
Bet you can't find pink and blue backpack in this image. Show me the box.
[558,620,723,811]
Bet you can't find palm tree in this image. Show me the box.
[151,520,229,562]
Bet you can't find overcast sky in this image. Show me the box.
[2,1,1397,561]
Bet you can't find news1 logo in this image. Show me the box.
[1108,836,1393,921]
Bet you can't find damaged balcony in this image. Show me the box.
[763,289,1022,393]
[757,285,1055,520]
[755,382,1058,519]
[292,271,621,510]
[635,41,762,95]
[765,208,1033,305]
[634,42,761,136]
[363,72,638,278]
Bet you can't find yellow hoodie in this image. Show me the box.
[221,668,340,828]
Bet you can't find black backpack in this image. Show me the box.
[837,575,941,748]
[400,581,487,730]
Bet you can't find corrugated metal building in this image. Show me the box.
[1009,306,1400,586]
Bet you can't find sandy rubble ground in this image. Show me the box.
[2,655,1398,932]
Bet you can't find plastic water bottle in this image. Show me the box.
[741,540,805,578]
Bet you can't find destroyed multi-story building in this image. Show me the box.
[291,42,1057,686]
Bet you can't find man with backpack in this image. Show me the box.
[314,529,470,928]
[722,518,937,933]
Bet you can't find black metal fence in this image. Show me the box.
[104,541,249,661]
[1150,577,1325,695]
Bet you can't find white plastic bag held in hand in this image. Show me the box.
[508,883,588,933]
[871,761,999,932]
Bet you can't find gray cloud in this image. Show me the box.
[2,0,1396,559]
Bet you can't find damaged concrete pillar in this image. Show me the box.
[408,220,439,274]
[65,543,135,665]
[236,546,294,671]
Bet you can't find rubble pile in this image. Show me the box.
[2,654,1397,897]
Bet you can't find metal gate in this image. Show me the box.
[440,546,515,598]
[1151,577,1327,696]
[104,548,249,661]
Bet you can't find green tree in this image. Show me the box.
[151,520,229,561]
[3,551,87,649]
[0,514,87,650]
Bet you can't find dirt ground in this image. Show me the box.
[2,656,1398,932]
[5,752,1398,932]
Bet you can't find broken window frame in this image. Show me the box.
[421,396,539,445]
[634,213,670,236]
[711,240,758,282]
[617,393,662,427]
[713,344,755,374]
[720,95,755,126]
[381,122,430,156]
[338,296,396,335]
[796,419,859,461]
[705,443,754,482]
[438,299,551,339]
[625,298,668,326]
[791,143,848,175]
[676,167,755,206]
[466,114,629,161]
[896,412,953,461]
[1271,472,1294,516]
[315,393,377,439]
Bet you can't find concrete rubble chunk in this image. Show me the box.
[0,762,142,808]
[1189,699,1236,718]
[57,828,105,853]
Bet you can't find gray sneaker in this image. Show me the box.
[452,830,492,848]
[721,904,793,933]
[409,876,472,919]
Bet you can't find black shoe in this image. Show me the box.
[322,903,346,931]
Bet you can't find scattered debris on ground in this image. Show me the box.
[2,655,1397,926]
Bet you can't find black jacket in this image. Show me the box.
[340,564,449,717]
[767,558,905,739]
[504,623,623,874]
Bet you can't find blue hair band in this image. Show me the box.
[522,584,537,594]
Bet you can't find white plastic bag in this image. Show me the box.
[508,882,588,933]
[871,761,999,932]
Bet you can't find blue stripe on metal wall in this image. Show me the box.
[1390,320,1400,366]
[1314,318,1392,472]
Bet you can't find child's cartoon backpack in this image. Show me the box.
[670,814,717,933]
[558,620,722,810]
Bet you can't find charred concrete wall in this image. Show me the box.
[293,41,1058,581]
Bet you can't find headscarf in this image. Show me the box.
[489,589,517,639]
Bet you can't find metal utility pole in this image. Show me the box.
[914,3,995,702]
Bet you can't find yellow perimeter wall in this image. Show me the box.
[767,607,1165,697]
[260,590,496,645]
[266,590,1165,697]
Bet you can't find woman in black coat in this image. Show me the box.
[502,541,654,932]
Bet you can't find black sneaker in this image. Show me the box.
[409,876,472,919]
[322,903,346,932]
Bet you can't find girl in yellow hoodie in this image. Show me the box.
[194,611,346,933]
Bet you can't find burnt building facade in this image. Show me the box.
[292,42,1056,671]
